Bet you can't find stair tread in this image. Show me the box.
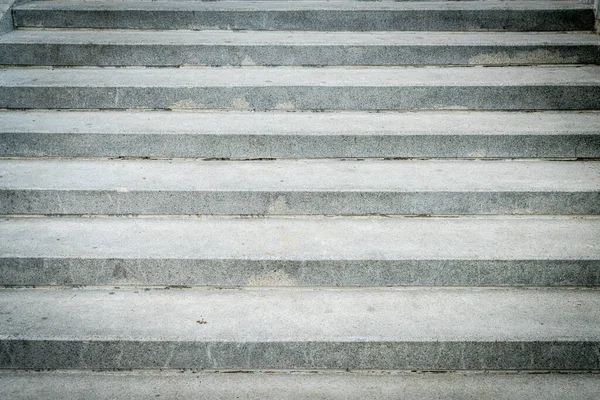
[2,159,599,214]
[5,30,599,66]
[1,216,598,260]
[3,29,598,66]
[14,1,592,12]
[0,110,600,159]
[2,110,598,159]
[1,159,598,192]
[1,286,599,341]
[3,29,599,45]
[2,285,599,369]
[2,370,600,400]
[1,110,599,136]
[13,0,594,32]
[3,66,598,110]
[2,65,599,87]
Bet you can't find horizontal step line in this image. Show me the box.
[14,1,594,12]
[4,30,600,45]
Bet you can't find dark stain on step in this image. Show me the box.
[221,370,252,374]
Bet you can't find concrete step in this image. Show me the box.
[1,66,600,110]
[12,1,595,31]
[1,159,599,215]
[2,30,599,67]
[0,216,598,286]
[3,371,600,400]
[1,111,599,159]
[1,286,599,369]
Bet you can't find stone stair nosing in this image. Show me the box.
[2,370,600,400]
[1,110,599,159]
[1,65,600,110]
[1,286,599,370]
[1,215,598,287]
[11,0,596,31]
[0,159,599,215]
[1,30,599,67]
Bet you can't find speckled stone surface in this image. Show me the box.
[1,370,600,400]
[1,66,600,110]
[1,0,599,382]
[1,159,598,215]
[0,287,599,369]
[1,30,599,66]
[1,110,598,158]
[1,216,598,286]
[12,0,595,31]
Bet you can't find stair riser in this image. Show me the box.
[13,9,595,31]
[2,191,598,215]
[2,258,598,287]
[3,133,599,158]
[2,44,598,67]
[2,86,599,110]
[1,340,598,370]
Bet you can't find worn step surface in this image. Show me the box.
[1,286,599,370]
[1,216,598,286]
[1,66,599,110]
[2,370,600,400]
[2,110,599,159]
[1,159,598,215]
[2,30,599,66]
[12,0,595,31]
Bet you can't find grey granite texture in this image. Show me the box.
[1,30,599,66]
[2,370,600,400]
[1,0,599,381]
[0,216,598,286]
[1,111,598,158]
[1,66,600,110]
[0,287,599,370]
[12,0,595,31]
[1,159,598,215]
[0,1,12,33]
[0,0,26,33]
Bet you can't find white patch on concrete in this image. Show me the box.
[232,97,250,109]
[274,101,296,110]
[168,99,202,109]
[240,55,257,66]
[267,195,288,214]
[469,49,578,65]
[247,269,297,286]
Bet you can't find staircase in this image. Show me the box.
[1,0,599,397]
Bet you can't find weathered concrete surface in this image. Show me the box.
[12,0,595,31]
[0,0,30,33]
[1,159,598,215]
[1,370,600,400]
[0,1,13,33]
[1,66,600,110]
[0,0,30,32]
[1,30,598,66]
[0,287,599,370]
[0,216,598,286]
[1,110,598,158]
